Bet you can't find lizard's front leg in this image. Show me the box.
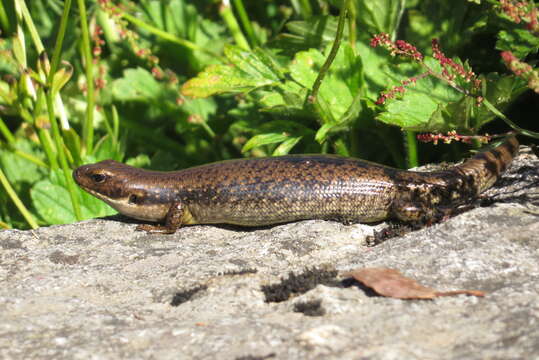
[137,202,184,234]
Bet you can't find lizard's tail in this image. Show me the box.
[454,135,519,195]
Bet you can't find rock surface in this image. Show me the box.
[1,146,538,360]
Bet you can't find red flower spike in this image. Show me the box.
[370,34,424,61]
[432,39,476,83]
[417,132,491,145]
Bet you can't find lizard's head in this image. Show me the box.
[73,160,171,221]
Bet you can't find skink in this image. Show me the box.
[73,136,519,234]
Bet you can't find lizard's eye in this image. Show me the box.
[128,194,139,204]
[91,173,107,183]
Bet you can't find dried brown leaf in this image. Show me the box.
[343,267,485,300]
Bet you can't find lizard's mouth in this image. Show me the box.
[72,167,114,203]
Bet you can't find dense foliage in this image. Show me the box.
[0,0,537,230]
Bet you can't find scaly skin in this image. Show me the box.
[73,136,519,233]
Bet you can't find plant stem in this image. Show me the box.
[77,0,95,155]
[306,0,348,105]
[18,0,44,53]
[0,167,38,229]
[49,4,70,80]
[393,0,406,40]
[232,0,259,47]
[97,8,119,44]
[201,122,216,138]
[0,0,11,34]
[404,130,418,168]
[45,90,82,220]
[32,89,59,169]
[347,0,356,48]
[482,98,539,139]
[220,0,251,50]
[45,0,82,221]
[120,11,224,60]
[0,116,16,144]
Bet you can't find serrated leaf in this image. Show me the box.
[112,67,162,102]
[376,57,528,132]
[376,57,466,131]
[182,64,262,98]
[182,45,283,98]
[225,46,284,81]
[377,90,458,131]
[496,29,539,59]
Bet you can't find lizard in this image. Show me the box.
[73,135,519,234]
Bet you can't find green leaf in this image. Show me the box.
[271,16,345,54]
[241,133,290,153]
[182,64,261,98]
[315,123,336,144]
[404,1,480,52]
[473,73,528,129]
[378,90,461,132]
[0,139,45,187]
[31,179,77,224]
[272,136,302,156]
[376,57,464,131]
[50,64,73,97]
[258,81,307,115]
[0,39,19,74]
[62,128,82,165]
[289,42,363,123]
[180,97,218,121]
[181,45,283,98]
[126,154,151,168]
[354,40,401,102]
[93,134,123,162]
[12,33,26,67]
[356,0,405,36]
[136,0,225,71]
[496,28,539,59]
[112,67,162,102]
[376,56,528,133]
[225,46,284,81]
[31,170,116,225]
